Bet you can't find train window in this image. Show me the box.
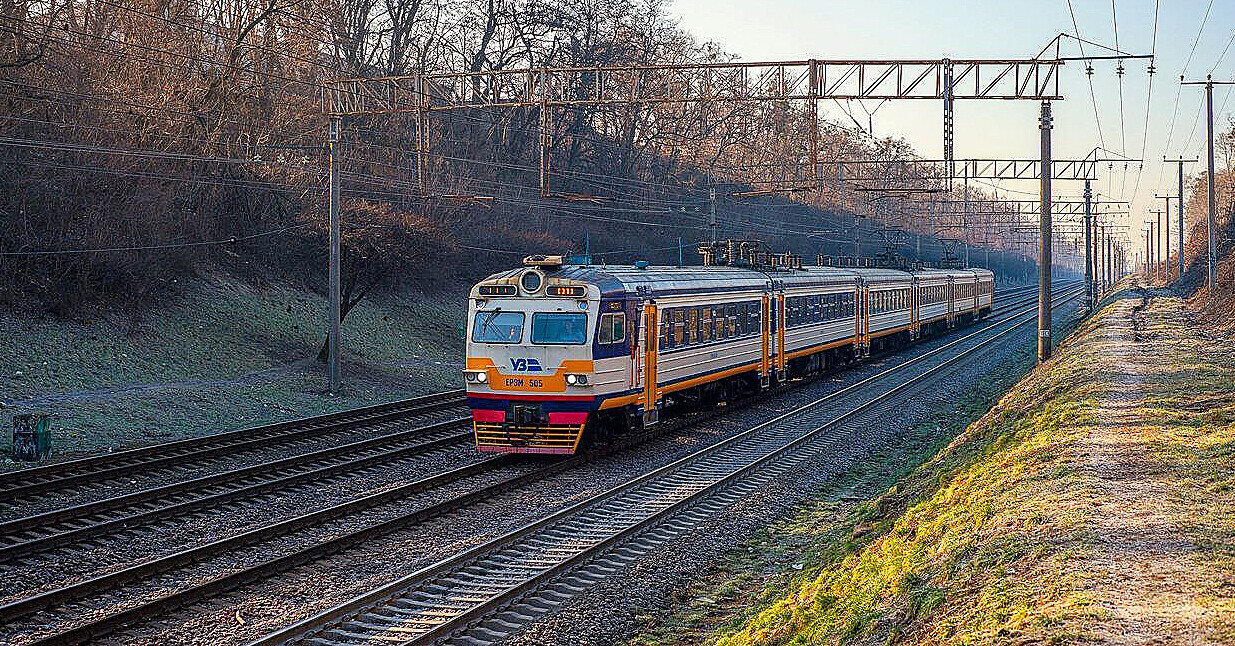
[599,313,626,344]
[673,310,685,347]
[471,311,525,344]
[727,304,737,337]
[531,312,587,345]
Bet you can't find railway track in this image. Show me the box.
[0,415,472,561]
[0,281,1050,551]
[248,284,1086,646]
[0,283,1079,645]
[0,389,467,507]
[0,280,1042,512]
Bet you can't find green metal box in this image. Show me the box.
[12,413,52,461]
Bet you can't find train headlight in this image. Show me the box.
[520,270,544,295]
[564,373,589,386]
[464,370,488,383]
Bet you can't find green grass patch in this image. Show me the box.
[0,274,465,459]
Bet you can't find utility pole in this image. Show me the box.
[1165,156,1198,279]
[708,186,718,244]
[1154,194,1174,279]
[1144,223,1154,280]
[1183,76,1233,291]
[1150,210,1164,282]
[1038,101,1053,363]
[327,117,342,395]
[1084,180,1094,310]
[1147,229,1154,279]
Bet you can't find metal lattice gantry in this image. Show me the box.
[323,59,1064,115]
[324,58,1068,199]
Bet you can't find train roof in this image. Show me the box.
[476,263,991,299]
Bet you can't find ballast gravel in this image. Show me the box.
[3,295,1073,646]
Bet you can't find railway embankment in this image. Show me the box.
[0,275,464,460]
[638,285,1235,645]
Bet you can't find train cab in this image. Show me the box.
[464,256,604,454]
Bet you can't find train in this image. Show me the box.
[464,247,994,455]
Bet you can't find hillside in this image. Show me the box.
[0,274,464,460]
[637,284,1235,644]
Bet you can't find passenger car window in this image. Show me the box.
[599,312,626,344]
[530,312,587,345]
[471,311,525,343]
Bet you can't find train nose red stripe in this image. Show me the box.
[548,411,588,425]
[471,409,506,423]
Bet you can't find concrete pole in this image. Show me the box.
[328,117,342,394]
[1038,101,1053,363]
[1084,180,1094,309]
[1156,210,1163,282]
[708,186,718,244]
[1178,160,1186,278]
[1204,79,1219,291]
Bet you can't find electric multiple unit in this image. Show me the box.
[464,255,994,454]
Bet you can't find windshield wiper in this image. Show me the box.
[479,308,503,338]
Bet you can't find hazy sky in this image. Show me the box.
[668,0,1235,243]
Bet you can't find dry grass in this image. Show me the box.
[640,287,1235,646]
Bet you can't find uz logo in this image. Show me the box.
[510,358,543,372]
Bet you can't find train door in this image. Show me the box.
[775,293,786,374]
[947,279,955,328]
[911,278,920,339]
[760,294,771,386]
[640,301,659,425]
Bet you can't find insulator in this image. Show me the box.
[1086,63,1094,76]
[1116,61,1125,77]
[1147,63,1156,75]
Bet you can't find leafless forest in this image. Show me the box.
[1,0,1085,316]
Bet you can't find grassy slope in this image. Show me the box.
[1,274,465,457]
[647,289,1235,646]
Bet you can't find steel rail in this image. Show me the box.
[0,416,471,559]
[0,390,467,499]
[8,284,1063,646]
[252,285,1084,646]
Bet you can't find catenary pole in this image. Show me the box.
[328,117,342,394]
[1084,180,1094,309]
[1038,101,1053,363]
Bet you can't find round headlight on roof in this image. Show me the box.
[520,270,543,294]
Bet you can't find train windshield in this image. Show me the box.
[471,311,524,343]
[531,312,588,345]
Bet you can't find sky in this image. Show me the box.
[667,0,1235,249]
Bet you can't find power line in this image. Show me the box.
[0,224,312,256]
[1066,0,1107,151]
